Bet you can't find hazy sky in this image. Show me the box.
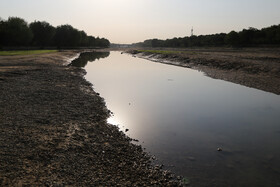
[1,0,280,44]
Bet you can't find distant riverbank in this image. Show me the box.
[0,50,180,186]
[127,48,280,95]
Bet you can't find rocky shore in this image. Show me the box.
[128,48,280,95]
[0,51,180,186]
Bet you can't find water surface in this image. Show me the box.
[76,51,280,186]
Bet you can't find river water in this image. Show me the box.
[72,51,280,186]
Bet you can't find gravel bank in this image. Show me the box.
[0,51,180,186]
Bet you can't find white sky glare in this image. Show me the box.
[1,0,280,44]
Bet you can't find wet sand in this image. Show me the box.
[127,48,280,95]
[0,51,180,186]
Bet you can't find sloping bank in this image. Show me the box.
[128,48,280,95]
[0,51,180,186]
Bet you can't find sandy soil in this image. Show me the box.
[127,48,280,95]
[0,51,180,186]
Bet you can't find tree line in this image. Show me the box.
[134,24,280,48]
[0,17,110,49]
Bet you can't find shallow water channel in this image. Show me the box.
[72,51,280,186]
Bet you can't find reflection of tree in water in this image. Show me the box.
[69,51,110,67]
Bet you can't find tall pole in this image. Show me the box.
[191,27,193,36]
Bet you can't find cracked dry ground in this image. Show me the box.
[0,52,179,186]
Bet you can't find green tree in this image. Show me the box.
[225,31,240,47]
[240,27,257,46]
[2,17,33,46]
[0,16,110,48]
[79,31,88,46]
[29,21,56,47]
[95,37,110,48]
[87,36,96,47]
[54,25,80,47]
[0,18,7,47]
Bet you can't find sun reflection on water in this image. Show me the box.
[107,116,120,126]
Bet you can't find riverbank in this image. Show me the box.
[127,48,280,95]
[0,51,180,186]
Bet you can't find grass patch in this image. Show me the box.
[0,50,58,56]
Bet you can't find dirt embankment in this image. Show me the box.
[128,48,280,95]
[0,51,180,186]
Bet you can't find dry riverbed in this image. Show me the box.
[128,48,280,95]
[0,51,181,186]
